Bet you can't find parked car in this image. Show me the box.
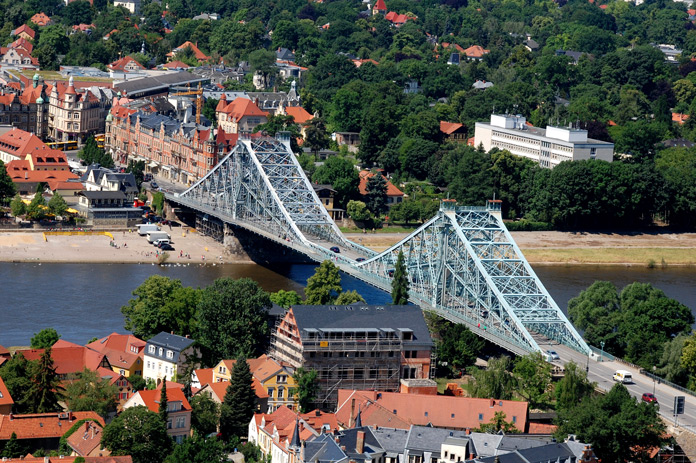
[545,350,560,360]
[330,246,340,253]
[150,181,160,190]
[160,244,174,251]
[641,393,658,404]
[144,173,153,182]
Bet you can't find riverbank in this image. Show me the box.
[0,230,240,264]
[346,231,696,266]
[0,230,695,265]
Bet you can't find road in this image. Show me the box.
[537,338,696,433]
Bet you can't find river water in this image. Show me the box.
[1,262,695,347]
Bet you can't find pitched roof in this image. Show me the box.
[169,41,210,61]
[6,162,80,185]
[285,106,314,125]
[162,60,190,69]
[358,170,404,197]
[194,367,214,387]
[440,121,464,134]
[29,12,52,26]
[0,128,64,160]
[16,340,109,376]
[87,333,145,371]
[0,376,14,408]
[206,376,269,401]
[0,412,104,440]
[373,0,387,10]
[145,332,194,363]
[136,386,191,414]
[12,24,36,39]
[218,97,267,121]
[108,56,146,72]
[10,37,33,53]
[66,420,103,456]
[336,390,528,432]
[464,45,490,58]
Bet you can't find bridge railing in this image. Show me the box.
[640,370,696,399]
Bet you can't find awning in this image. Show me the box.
[66,208,79,214]
[148,161,158,168]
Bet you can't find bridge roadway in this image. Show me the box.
[537,338,696,433]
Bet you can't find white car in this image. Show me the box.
[546,350,559,360]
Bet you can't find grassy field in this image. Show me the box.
[522,247,696,266]
[17,70,113,83]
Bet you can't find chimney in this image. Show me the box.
[465,428,471,435]
[85,422,90,432]
[349,398,355,428]
[469,454,475,460]
[356,431,365,454]
[490,399,495,407]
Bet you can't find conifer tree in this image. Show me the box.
[26,348,64,413]
[391,250,410,305]
[159,380,168,425]
[219,357,255,441]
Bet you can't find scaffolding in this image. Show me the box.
[195,213,224,242]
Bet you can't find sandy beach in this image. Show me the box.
[0,228,241,264]
[0,229,695,265]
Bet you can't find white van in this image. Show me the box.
[147,231,171,243]
[137,223,160,236]
[613,370,633,384]
[153,238,171,247]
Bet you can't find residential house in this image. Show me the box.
[673,112,689,124]
[440,121,467,143]
[269,304,434,410]
[76,164,141,225]
[123,385,192,443]
[372,0,387,15]
[474,114,614,168]
[167,41,210,64]
[0,75,50,137]
[358,170,404,207]
[524,38,539,52]
[29,12,53,27]
[281,104,313,138]
[108,56,146,73]
[162,60,190,70]
[555,49,586,65]
[312,184,344,221]
[335,132,360,153]
[0,377,13,414]
[197,378,270,413]
[17,339,112,380]
[472,80,494,90]
[71,24,96,34]
[66,421,107,457]
[86,332,146,378]
[336,390,529,432]
[463,45,490,60]
[142,332,197,383]
[48,77,110,143]
[113,0,140,13]
[0,46,38,67]
[0,345,10,367]
[12,25,36,41]
[216,95,268,134]
[0,412,104,452]
[80,164,139,203]
[384,11,417,26]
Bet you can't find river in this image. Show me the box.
[2,262,695,347]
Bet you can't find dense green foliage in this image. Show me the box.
[30,327,61,348]
[391,250,409,305]
[269,289,302,308]
[163,434,227,463]
[0,160,16,203]
[79,136,114,168]
[568,281,693,367]
[293,367,319,413]
[0,353,33,413]
[555,361,595,412]
[24,348,64,413]
[102,406,172,463]
[219,356,256,441]
[189,394,220,436]
[304,259,343,304]
[64,368,118,417]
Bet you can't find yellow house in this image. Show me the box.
[209,355,298,412]
[87,333,146,378]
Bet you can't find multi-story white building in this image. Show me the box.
[474,114,614,168]
[143,332,197,383]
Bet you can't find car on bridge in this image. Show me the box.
[545,350,559,360]
[641,392,658,404]
[356,257,366,262]
[330,246,340,253]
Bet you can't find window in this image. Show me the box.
[512,416,517,423]
[166,350,173,359]
[267,388,274,397]
[119,369,125,376]
[277,388,284,399]
[167,419,172,429]
[149,345,155,354]
[277,375,287,383]
[451,413,455,418]
[219,366,226,374]
[176,417,186,428]
[478,413,483,421]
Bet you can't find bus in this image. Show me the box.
[94,134,105,149]
[46,140,78,151]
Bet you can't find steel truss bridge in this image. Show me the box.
[166,133,589,356]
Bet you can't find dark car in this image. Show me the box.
[330,246,340,253]
[160,244,175,251]
[387,268,395,277]
[641,393,658,404]
[150,181,160,190]
[144,173,153,182]
[356,257,366,262]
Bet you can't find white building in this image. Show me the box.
[143,332,197,383]
[474,114,614,168]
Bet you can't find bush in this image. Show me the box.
[504,220,553,231]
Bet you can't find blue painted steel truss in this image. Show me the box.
[168,133,589,356]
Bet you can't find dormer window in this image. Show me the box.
[148,345,155,354]
[166,350,173,359]
[158,347,163,356]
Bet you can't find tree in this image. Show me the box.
[102,406,172,463]
[126,160,146,190]
[26,191,46,221]
[293,367,319,413]
[2,432,25,458]
[152,192,165,214]
[269,290,302,309]
[311,157,359,209]
[555,361,595,412]
[25,348,64,413]
[30,328,61,348]
[391,250,409,305]
[0,352,33,413]
[555,384,665,463]
[334,290,365,305]
[0,160,16,203]
[365,172,388,216]
[512,352,552,409]
[436,323,485,376]
[159,380,168,424]
[121,275,200,340]
[470,356,516,401]
[477,412,520,434]
[304,260,342,305]
[48,193,68,217]
[163,434,226,463]
[64,368,118,417]
[129,374,146,392]
[78,136,114,168]
[248,49,277,89]
[219,356,256,442]
[10,194,25,217]
[304,118,330,158]
[196,277,271,362]
[190,394,220,436]
[346,200,373,223]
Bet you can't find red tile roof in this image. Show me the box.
[0,128,66,163]
[10,37,33,53]
[336,390,528,432]
[21,457,131,463]
[71,23,95,32]
[358,170,404,197]
[440,121,464,135]
[440,42,465,54]
[136,387,191,414]
[285,106,314,125]
[207,376,269,401]
[29,12,52,26]
[464,45,490,58]
[373,0,386,11]
[87,333,145,372]
[194,368,215,387]
[162,60,190,69]
[218,97,267,121]
[108,56,146,72]
[672,112,689,124]
[168,41,210,62]
[0,376,14,408]
[13,24,36,39]
[352,58,379,68]
[0,412,104,440]
[66,420,103,456]
[17,340,109,377]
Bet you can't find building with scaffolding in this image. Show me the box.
[269,304,434,410]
